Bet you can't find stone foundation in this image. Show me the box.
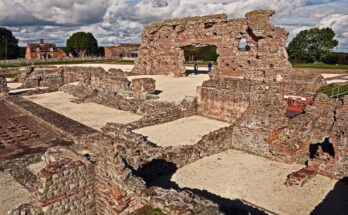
[0,75,9,98]
[32,148,96,214]
[131,78,156,94]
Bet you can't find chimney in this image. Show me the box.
[39,39,44,44]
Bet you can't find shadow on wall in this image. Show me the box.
[133,159,268,215]
[310,177,348,215]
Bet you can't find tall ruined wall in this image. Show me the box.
[133,10,292,78]
[334,96,348,177]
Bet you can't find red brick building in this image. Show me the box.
[25,39,66,60]
[104,43,140,59]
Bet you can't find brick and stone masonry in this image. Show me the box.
[133,10,291,78]
[0,75,9,98]
[131,78,156,94]
[6,9,348,215]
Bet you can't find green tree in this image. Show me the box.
[0,27,19,59]
[66,32,98,58]
[287,28,338,63]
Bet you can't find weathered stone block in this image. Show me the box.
[131,78,156,94]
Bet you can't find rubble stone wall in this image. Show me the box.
[131,78,156,94]
[133,10,292,78]
[32,148,96,214]
[334,96,348,177]
[62,84,197,129]
[0,75,9,98]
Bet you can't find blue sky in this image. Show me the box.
[0,0,347,51]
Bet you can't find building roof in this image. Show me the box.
[26,41,58,52]
[106,43,140,49]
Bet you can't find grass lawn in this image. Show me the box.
[317,83,348,98]
[293,64,348,70]
[1,72,19,78]
[0,59,134,68]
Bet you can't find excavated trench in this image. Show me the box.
[133,159,268,215]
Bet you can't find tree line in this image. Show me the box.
[0,28,101,59]
[0,26,347,64]
[286,27,346,64]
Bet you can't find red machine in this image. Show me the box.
[282,95,310,118]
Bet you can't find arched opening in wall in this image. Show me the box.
[238,38,250,51]
[309,138,335,159]
[182,44,219,75]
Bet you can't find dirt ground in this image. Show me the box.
[0,171,31,214]
[171,149,347,215]
[27,162,45,175]
[7,82,22,89]
[134,115,230,147]
[55,64,135,72]
[24,91,142,130]
[128,74,209,103]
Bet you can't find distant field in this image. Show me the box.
[293,64,348,70]
[0,59,134,68]
[1,73,18,78]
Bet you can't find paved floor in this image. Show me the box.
[172,149,348,215]
[128,74,209,103]
[25,91,142,130]
[0,171,31,214]
[0,101,70,161]
[134,115,230,147]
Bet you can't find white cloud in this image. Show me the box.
[0,0,347,51]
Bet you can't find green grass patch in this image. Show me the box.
[0,58,134,68]
[1,72,19,78]
[317,83,348,99]
[143,208,166,215]
[292,64,348,70]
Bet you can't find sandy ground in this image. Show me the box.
[128,74,209,103]
[0,172,31,214]
[54,64,135,72]
[321,74,345,79]
[27,162,45,175]
[171,149,345,215]
[326,79,348,84]
[54,64,209,73]
[10,87,48,94]
[134,115,230,147]
[25,91,142,130]
[7,82,23,89]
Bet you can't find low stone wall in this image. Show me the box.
[131,78,156,94]
[8,97,98,140]
[32,147,96,214]
[0,75,9,98]
[61,83,197,129]
[27,126,229,214]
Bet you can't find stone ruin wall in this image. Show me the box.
[12,92,348,214]
[131,9,348,172]
[59,67,198,129]
[133,10,292,78]
[0,75,9,98]
[28,120,238,214]
[4,10,348,215]
[31,148,96,214]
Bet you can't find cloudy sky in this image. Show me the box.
[1,0,347,51]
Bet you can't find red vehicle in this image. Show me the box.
[282,95,310,118]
